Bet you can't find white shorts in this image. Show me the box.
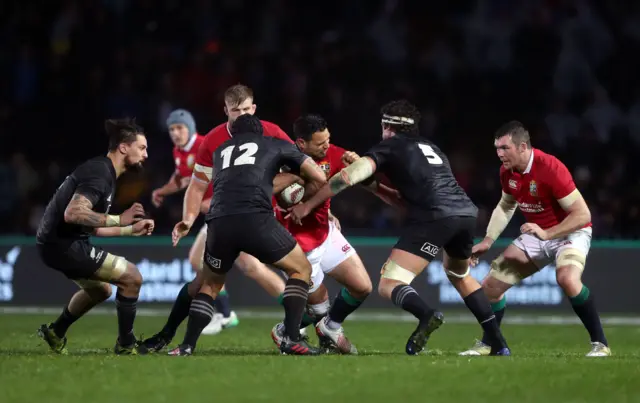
[305,221,356,293]
[513,227,592,269]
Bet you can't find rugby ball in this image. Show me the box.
[279,183,305,206]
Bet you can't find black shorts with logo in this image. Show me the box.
[37,239,107,280]
[394,216,477,260]
[204,212,297,274]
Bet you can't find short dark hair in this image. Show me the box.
[224,84,254,107]
[293,114,327,141]
[230,114,263,136]
[105,118,144,151]
[494,120,531,147]
[380,99,421,135]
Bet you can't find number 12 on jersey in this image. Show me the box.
[418,144,443,165]
[220,143,258,169]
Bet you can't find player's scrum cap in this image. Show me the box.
[166,109,196,136]
[381,114,415,125]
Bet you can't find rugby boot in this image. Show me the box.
[279,336,321,356]
[168,344,193,356]
[270,322,308,348]
[405,311,444,355]
[114,338,149,355]
[37,323,68,355]
[458,339,491,356]
[140,331,172,353]
[586,342,611,357]
[315,317,358,355]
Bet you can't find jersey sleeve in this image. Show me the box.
[548,159,576,200]
[278,140,309,172]
[264,121,294,144]
[194,134,214,181]
[330,145,348,171]
[498,167,512,196]
[364,139,394,168]
[75,165,110,206]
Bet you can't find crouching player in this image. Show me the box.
[460,121,610,357]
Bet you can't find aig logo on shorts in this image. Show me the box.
[204,252,221,270]
[420,242,440,257]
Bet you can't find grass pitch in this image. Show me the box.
[0,311,638,403]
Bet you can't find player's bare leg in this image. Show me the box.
[378,249,444,355]
[316,254,372,354]
[236,253,285,297]
[444,252,510,356]
[38,281,112,355]
[169,265,225,356]
[555,250,610,357]
[460,244,537,356]
[272,245,321,355]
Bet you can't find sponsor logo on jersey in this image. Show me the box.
[187,154,195,168]
[529,180,538,197]
[509,179,518,189]
[319,161,331,178]
[204,252,221,270]
[420,242,440,257]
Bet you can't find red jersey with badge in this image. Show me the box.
[173,134,213,199]
[195,120,293,199]
[277,144,347,252]
[499,148,591,230]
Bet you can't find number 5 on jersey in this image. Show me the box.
[220,143,258,169]
[419,144,443,165]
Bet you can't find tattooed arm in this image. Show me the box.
[63,193,120,227]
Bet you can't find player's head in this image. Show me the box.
[293,114,330,159]
[224,84,256,124]
[105,117,148,170]
[166,109,196,147]
[494,120,532,170]
[230,114,263,136]
[380,100,421,140]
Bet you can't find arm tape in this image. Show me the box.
[558,189,581,210]
[486,192,517,240]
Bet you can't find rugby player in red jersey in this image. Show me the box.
[460,121,610,357]
[142,85,299,351]
[270,114,372,354]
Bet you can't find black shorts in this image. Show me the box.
[37,239,107,280]
[394,216,477,260]
[204,212,297,274]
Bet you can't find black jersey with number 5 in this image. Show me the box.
[207,133,309,220]
[36,156,117,245]
[364,134,477,221]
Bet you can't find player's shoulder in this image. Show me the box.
[328,143,347,155]
[202,123,231,148]
[77,156,110,173]
[533,148,569,173]
[259,120,281,133]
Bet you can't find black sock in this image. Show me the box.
[278,292,315,329]
[464,289,507,349]
[115,292,138,346]
[391,285,434,321]
[282,278,309,341]
[161,282,193,338]
[481,297,506,345]
[570,286,608,346]
[183,293,216,348]
[50,306,79,338]
[214,289,231,318]
[328,288,365,324]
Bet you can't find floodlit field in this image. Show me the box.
[0,309,638,403]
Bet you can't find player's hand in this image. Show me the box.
[172,220,193,246]
[520,223,549,241]
[329,213,341,232]
[132,219,155,236]
[285,203,311,225]
[151,189,164,208]
[342,151,360,166]
[121,202,146,225]
[470,239,492,267]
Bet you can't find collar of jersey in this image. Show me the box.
[180,134,198,152]
[522,148,535,174]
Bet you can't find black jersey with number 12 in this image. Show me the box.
[364,134,477,221]
[36,156,117,245]
[207,133,308,220]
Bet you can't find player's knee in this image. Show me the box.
[482,273,509,301]
[124,263,143,291]
[348,278,372,299]
[555,265,581,291]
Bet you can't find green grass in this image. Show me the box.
[0,313,639,403]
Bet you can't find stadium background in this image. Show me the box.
[0,0,639,313]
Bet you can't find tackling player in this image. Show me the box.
[459,121,610,357]
[141,84,297,352]
[271,114,372,354]
[170,114,328,355]
[289,100,511,356]
[36,118,154,355]
[151,109,238,335]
